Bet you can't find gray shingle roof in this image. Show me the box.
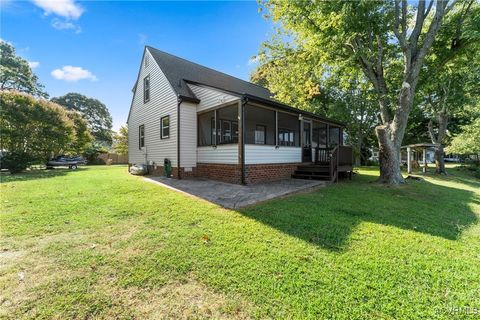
[146,46,273,101]
[145,46,344,126]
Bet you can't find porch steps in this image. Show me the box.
[292,164,331,181]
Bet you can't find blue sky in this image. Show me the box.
[1,0,274,130]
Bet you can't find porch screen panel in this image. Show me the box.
[277,112,300,147]
[312,122,327,148]
[217,104,238,144]
[198,111,215,146]
[329,126,340,147]
[245,105,275,145]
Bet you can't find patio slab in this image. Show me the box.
[144,176,328,209]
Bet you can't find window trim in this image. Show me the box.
[139,125,145,149]
[254,124,267,145]
[160,115,170,139]
[278,128,295,147]
[143,75,150,103]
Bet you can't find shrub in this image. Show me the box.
[0,91,92,172]
[0,151,35,173]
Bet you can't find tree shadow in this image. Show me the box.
[238,172,479,252]
[0,167,87,183]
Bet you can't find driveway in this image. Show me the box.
[145,177,328,209]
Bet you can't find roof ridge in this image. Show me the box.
[145,45,271,94]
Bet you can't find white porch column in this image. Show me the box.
[422,148,427,173]
[407,146,412,174]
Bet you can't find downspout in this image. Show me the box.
[240,96,247,185]
[177,96,182,179]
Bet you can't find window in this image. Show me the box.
[161,116,170,139]
[144,55,149,68]
[255,125,266,144]
[245,105,275,145]
[277,112,300,147]
[219,120,238,144]
[197,105,238,146]
[139,125,145,149]
[143,75,150,103]
[278,129,295,146]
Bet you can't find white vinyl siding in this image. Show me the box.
[188,84,239,112]
[244,145,301,164]
[128,49,178,165]
[180,102,197,168]
[197,145,238,164]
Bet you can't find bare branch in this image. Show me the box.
[409,0,427,50]
[394,0,407,50]
[425,0,434,18]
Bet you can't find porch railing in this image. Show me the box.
[314,146,353,182]
[314,147,332,163]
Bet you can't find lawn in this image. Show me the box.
[1,165,479,319]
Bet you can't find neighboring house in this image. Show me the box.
[127,46,352,184]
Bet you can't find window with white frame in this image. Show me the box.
[143,75,150,103]
[161,115,170,139]
[254,125,266,144]
[278,129,295,146]
[139,125,145,149]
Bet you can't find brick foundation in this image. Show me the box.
[245,163,299,184]
[143,162,301,185]
[196,163,242,184]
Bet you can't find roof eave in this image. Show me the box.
[243,94,346,127]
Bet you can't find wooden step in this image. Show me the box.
[292,173,331,180]
[295,167,330,173]
[294,170,329,176]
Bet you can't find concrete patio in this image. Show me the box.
[144,176,328,209]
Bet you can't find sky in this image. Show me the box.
[1,0,274,130]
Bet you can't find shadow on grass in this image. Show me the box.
[0,167,87,183]
[238,172,479,251]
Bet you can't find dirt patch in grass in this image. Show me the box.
[108,278,252,319]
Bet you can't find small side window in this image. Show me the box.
[144,55,149,68]
[143,75,150,103]
[161,116,170,139]
[139,125,145,149]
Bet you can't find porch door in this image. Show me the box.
[302,120,312,162]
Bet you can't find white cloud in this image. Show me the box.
[28,61,40,69]
[32,0,84,20]
[51,19,81,33]
[51,66,97,82]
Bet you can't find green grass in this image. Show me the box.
[1,165,479,319]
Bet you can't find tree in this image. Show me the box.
[67,111,94,155]
[417,1,480,174]
[0,91,80,172]
[259,0,458,184]
[51,93,113,145]
[252,53,378,166]
[448,118,480,156]
[113,125,128,155]
[0,41,48,98]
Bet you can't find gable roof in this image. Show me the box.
[145,46,344,126]
[147,46,272,102]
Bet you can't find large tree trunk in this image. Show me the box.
[434,144,446,174]
[376,124,404,184]
[428,111,448,175]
